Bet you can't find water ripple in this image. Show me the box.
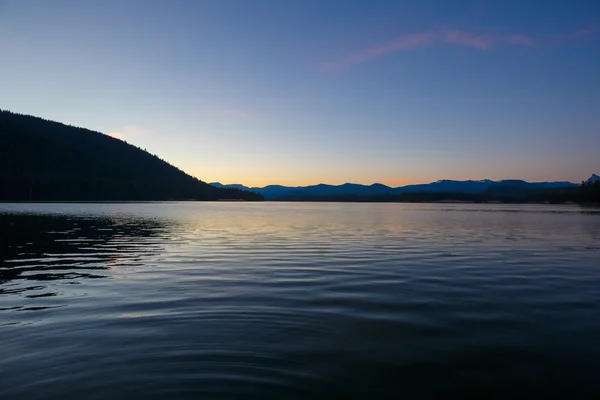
[1,202,600,398]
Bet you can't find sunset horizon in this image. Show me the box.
[2,0,598,187]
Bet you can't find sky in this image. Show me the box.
[1,0,599,187]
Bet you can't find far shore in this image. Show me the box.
[2,200,600,207]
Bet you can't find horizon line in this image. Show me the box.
[207,177,591,189]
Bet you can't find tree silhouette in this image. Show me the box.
[581,180,600,203]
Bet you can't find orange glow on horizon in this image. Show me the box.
[199,175,516,188]
[379,178,429,186]
[202,177,430,188]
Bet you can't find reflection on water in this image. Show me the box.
[1,202,600,399]
[1,213,171,302]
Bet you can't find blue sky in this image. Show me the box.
[1,0,599,186]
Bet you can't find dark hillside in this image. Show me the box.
[0,110,262,201]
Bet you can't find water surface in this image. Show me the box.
[1,202,600,399]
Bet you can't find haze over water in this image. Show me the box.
[1,202,600,398]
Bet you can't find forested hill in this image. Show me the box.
[0,110,262,201]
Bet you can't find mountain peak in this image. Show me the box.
[587,174,600,183]
[211,178,578,199]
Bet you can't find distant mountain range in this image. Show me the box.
[1,110,593,203]
[210,178,595,200]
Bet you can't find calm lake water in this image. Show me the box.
[1,202,600,399]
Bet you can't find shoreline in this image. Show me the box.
[1,200,599,206]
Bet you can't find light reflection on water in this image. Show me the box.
[1,202,600,399]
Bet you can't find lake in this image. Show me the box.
[1,202,600,399]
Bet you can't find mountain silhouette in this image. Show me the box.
[211,178,579,200]
[0,110,263,201]
[587,174,600,184]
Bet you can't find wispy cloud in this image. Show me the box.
[108,125,148,140]
[555,26,599,44]
[442,30,494,50]
[502,34,536,47]
[320,32,435,71]
[320,26,595,71]
[442,30,535,49]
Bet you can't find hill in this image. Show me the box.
[211,178,579,200]
[0,110,263,201]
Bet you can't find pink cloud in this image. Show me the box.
[556,26,598,44]
[108,131,124,139]
[320,32,435,71]
[443,30,494,50]
[568,27,594,39]
[321,29,533,70]
[319,25,594,71]
[443,30,535,49]
[108,125,148,140]
[501,34,535,47]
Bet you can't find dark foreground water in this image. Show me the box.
[1,202,600,399]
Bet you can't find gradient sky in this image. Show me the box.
[1,0,599,186]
